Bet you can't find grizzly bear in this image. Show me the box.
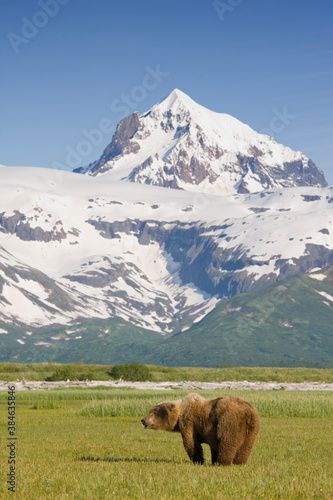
[141,393,259,465]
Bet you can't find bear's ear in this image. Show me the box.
[165,403,175,411]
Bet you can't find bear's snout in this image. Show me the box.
[141,414,154,429]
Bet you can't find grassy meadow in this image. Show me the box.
[1,362,333,383]
[0,387,332,499]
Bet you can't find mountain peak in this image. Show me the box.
[161,88,191,101]
[165,88,187,99]
[82,89,327,194]
[156,88,196,112]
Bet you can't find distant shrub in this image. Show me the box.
[0,362,22,373]
[108,362,152,382]
[45,365,93,381]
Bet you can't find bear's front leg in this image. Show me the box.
[181,430,204,464]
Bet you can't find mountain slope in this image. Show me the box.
[0,245,77,327]
[0,164,332,333]
[169,267,333,367]
[83,89,327,195]
[1,268,332,367]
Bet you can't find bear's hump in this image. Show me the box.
[183,393,204,403]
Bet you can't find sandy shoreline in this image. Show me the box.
[1,380,333,391]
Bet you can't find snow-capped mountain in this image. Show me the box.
[77,89,327,194]
[0,165,332,334]
[0,90,331,340]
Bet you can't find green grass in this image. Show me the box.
[1,362,333,383]
[0,389,332,498]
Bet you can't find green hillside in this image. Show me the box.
[166,268,333,367]
[1,269,332,367]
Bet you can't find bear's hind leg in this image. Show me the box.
[232,430,258,464]
[216,444,237,466]
[233,412,260,464]
[216,420,238,465]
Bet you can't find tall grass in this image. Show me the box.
[78,390,333,418]
[1,387,331,418]
[30,398,65,410]
[80,398,150,418]
[1,388,331,419]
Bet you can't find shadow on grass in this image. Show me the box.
[79,456,185,464]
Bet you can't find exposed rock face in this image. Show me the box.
[0,211,25,233]
[277,245,333,280]
[86,218,333,299]
[64,256,126,288]
[127,118,327,193]
[0,248,77,329]
[16,222,67,242]
[89,112,141,175]
[0,212,67,242]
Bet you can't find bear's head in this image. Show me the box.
[141,401,181,432]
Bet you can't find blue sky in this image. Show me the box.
[1,0,333,182]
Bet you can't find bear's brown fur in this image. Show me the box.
[141,393,260,465]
